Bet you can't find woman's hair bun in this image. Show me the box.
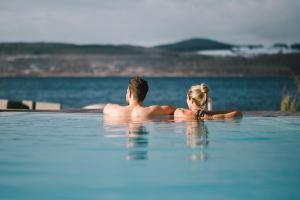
[200,83,209,94]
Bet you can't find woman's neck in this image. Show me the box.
[190,107,202,113]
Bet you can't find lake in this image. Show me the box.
[0,77,296,110]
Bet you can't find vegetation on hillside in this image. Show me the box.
[0,42,161,55]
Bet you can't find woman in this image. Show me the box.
[174,83,242,120]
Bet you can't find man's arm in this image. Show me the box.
[148,105,176,116]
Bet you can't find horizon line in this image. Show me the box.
[0,37,298,47]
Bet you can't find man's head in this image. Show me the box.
[126,77,149,104]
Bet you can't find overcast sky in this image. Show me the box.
[0,0,299,46]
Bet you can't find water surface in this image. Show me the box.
[0,77,296,110]
[0,112,299,199]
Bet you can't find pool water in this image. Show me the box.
[0,112,300,200]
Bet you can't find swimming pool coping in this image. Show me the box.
[1,109,300,117]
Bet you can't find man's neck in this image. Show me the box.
[128,100,143,107]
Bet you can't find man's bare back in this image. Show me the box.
[103,77,175,117]
[103,103,175,117]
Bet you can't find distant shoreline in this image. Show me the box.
[1,39,299,77]
[1,53,299,77]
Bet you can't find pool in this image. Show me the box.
[0,112,300,200]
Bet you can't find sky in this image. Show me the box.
[0,0,300,46]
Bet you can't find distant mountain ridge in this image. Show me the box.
[0,38,235,55]
[155,38,234,52]
[0,42,156,55]
[0,38,299,55]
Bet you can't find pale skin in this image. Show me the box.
[174,95,242,120]
[103,87,176,118]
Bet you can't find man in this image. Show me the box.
[103,77,176,117]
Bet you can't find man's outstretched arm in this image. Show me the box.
[148,105,176,116]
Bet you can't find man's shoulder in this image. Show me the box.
[145,105,160,110]
[130,105,156,117]
[103,103,119,110]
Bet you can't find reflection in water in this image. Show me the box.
[186,121,209,161]
[127,123,149,160]
[103,115,149,161]
[103,115,212,161]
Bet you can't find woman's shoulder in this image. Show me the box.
[174,108,188,113]
[174,108,193,117]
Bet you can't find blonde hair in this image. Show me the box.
[187,83,209,112]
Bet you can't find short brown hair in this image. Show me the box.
[128,77,148,102]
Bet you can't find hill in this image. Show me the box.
[291,43,300,50]
[0,42,163,55]
[155,38,234,52]
[0,39,299,77]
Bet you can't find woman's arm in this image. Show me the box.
[205,110,242,120]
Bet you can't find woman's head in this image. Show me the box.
[187,83,209,111]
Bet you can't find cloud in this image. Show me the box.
[0,0,299,45]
